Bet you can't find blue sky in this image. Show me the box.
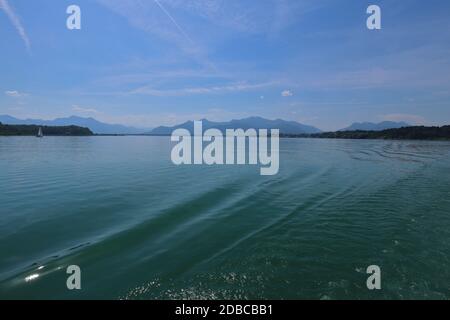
[1,0,450,130]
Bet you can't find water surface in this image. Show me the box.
[1,137,449,299]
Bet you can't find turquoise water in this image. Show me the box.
[0,136,450,300]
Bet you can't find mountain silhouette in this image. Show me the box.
[0,115,146,134]
[150,117,322,135]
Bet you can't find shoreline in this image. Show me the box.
[1,134,449,142]
[1,124,449,141]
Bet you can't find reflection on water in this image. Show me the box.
[0,137,450,299]
[24,274,39,283]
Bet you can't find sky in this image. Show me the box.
[1,0,450,131]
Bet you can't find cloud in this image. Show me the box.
[0,0,31,51]
[72,105,101,114]
[153,0,194,44]
[96,0,206,63]
[95,0,324,69]
[5,90,27,98]
[281,90,293,97]
[132,81,275,96]
[162,0,324,35]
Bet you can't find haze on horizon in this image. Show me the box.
[1,0,450,131]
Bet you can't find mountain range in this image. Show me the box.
[0,115,145,134]
[149,117,322,135]
[0,115,411,135]
[339,121,410,132]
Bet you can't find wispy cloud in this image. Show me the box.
[162,0,325,35]
[153,0,194,44]
[0,0,31,51]
[96,0,208,65]
[131,81,275,96]
[281,90,293,97]
[72,105,101,114]
[95,0,323,69]
[95,68,231,87]
[5,90,28,98]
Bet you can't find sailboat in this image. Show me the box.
[36,127,44,138]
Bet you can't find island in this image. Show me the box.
[281,126,450,141]
[0,122,93,136]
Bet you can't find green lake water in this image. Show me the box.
[0,136,449,299]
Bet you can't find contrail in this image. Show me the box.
[153,0,194,44]
[0,0,31,51]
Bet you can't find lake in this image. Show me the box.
[0,136,449,299]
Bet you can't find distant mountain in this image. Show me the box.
[150,117,322,135]
[0,115,146,134]
[340,121,410,132]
